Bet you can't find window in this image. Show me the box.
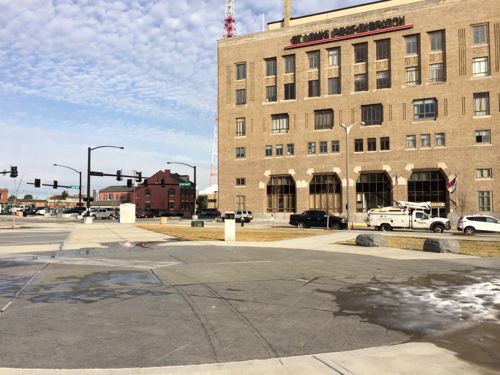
[405,67,420,85]
[473,92,490,116]
[354,139,363,152]
[307,142,316,154]
[328,77,341,95]
[265,145,273,157]
[236,147,246,158]
[235,118,246,136]
[429,63,445,83]
[331,140,340,153]
[435,133,445,147]
[284,83,296,100]
[478,191,492,211]
[473,57,489,76]
[309,174,342,212]
[314,109,334,130]
[266,58,277,76]
[284,55,295,73]
[476,168,492,179]
[287,143,294,155]
[367,137,376,151]
[475,129,491,144]
[405,35,419,54]
[276,144,283,156]
[356,173,392,212]
[376,70,390,89]
[362,104,383,125]
[266,85,277,102]
[354,43,368,63]
[421,133,431,148]
[328,48,340,66]
[473,24,487,45]
[271,114,289,134]
[308,79,320,97]
[267,175,296,213]
[406,135,416,149]
[236,63,246,80]
[308,51,320,69]
[354,74,368,91]
[429,31,444,51]
[413,98,437,120]
[236,89,246,105]
[236,177,246,186]
[376,39,390,60]
[380,137,390,151]
[319,141,328,154]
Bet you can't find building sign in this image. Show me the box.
[286,16,412,49]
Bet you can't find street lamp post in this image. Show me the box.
[86,145,124,214]
[340,122,364,230]
[53,163,82,209]
[166,161,197,217]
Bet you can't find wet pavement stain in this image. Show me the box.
[26,271,172,304]
[332,271,500,339]
[0,274,31,296]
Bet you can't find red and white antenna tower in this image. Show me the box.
[224,0,235,38]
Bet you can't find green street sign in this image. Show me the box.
[179,182,191,187]
[70,185,80,189]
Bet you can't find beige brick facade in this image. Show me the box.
[218,0,500,222]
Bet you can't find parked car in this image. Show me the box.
[196,209,221,219]
[159,211,184,218]
[136,211,155,218]
[221,210,253,223]
[289,210,347,229]
[35,207,50,215]
[457,214,500,234]
[89,208,115,220]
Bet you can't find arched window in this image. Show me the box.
[408,170,448,217]
[267,176,296,212]
[309,174,342,213]
[356,172,392,212]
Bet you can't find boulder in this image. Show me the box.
[355,234,385,247]
[423,238,460,254]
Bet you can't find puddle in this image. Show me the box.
[333,271,500,338]
[27,271,171,304]
[0,274,31,295]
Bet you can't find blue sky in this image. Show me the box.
[0,0,368,198]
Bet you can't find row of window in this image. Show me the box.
[405,133,446,149]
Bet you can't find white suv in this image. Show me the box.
[90,208,116,220]
[457,214,500,234]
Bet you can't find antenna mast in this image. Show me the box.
[224,0,235,38]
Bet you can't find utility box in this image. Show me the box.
[119,203,136,224]
[224,211,236,241]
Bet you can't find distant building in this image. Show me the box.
[134,169,195,216]
[95,186,135,208]
[197,184,218,211]
[0,188,8,213]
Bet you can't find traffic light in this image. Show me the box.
[143,179,148,187]
[160,178,165,187]
[34,178,41,188]
[10,166,18,178]
[127,179,132,188]
[136,171,142,183]
[53,180,58,189]
[116,170,122,181]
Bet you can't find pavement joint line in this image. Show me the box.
[313,354,354,375]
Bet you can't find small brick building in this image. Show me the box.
[96,186,135,207]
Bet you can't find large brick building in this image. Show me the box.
[218,0,499,222]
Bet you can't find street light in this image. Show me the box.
[340,121,364,230]
[53,163,82,209]
[166,161,197,217]
[87,145,124,214]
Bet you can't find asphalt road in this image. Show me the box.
[0,243,499,370]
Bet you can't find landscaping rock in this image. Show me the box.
[355,234,385,247]
[423,238,460,253]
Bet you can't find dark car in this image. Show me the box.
[136,211,155,218]
[289,210,347,229]
[159,211,184,218]
[197,209,221,219]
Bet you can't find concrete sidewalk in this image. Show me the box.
[0,342,494,374]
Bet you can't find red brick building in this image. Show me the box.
[96,186,135,207]
[134,170,195,216]
[0,188,8,213]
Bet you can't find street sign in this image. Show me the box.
[179,182,191,187]
[70,185,80,189]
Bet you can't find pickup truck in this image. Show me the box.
[289,210,347,229]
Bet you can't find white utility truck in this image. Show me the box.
[366,201,450,233]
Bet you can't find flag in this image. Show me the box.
[391,173,398,191]
[447,175,457,193]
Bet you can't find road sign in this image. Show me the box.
[179,182,191,187]
[70,185,80,189]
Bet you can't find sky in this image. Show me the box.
[0,0,369,199]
